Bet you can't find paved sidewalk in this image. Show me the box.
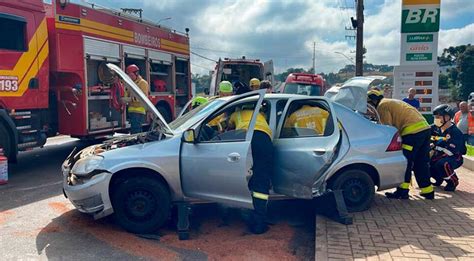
[316,167,474,261]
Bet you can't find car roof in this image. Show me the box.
[216,93,314,102]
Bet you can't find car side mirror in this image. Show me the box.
[182,129,196,143]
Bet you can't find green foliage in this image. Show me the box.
[458,46,474,100]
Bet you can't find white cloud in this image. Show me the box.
[441,0,474,19]
[438,23,474,54]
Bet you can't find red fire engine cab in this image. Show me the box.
[282,73,326,96]
[0,0,192,161]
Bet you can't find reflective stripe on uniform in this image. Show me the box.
[399,182,410,189]
[402,144,413,151]
[252,191,269,200]
[128,106,146,114]
[401,120,429,136]
[420,185,434,194]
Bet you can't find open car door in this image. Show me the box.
[272,97,341,198]
[180,90,266,208]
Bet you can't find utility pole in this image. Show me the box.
[355,0,364,76]
[312,41,316,73]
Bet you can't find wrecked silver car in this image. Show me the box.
[62,64,406,235]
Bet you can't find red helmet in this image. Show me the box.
[126,64,139,74]
[153,79,167,92]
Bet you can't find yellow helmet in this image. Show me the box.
[367,89,383,101]
[249,78,261,87]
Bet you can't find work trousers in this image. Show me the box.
[401,129,432,192]
[129,112,145,134]
[431,155,462,186]
[248,130,273,221]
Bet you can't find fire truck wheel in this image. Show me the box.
[329,169,375,213]
[112,176,170,234]
[0,124,13,161]
[156,105,172,123]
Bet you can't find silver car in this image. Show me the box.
[62,64,406,234]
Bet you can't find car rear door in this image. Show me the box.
[272,97,341,199]
[180,90,265,209]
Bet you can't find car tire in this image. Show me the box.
[112,176,170,234]
[329,169,375,213]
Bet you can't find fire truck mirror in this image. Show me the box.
[28,78,39,89]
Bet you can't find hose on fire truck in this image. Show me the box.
[110,81,125,111]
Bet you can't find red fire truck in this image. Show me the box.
[282,73,327,96]
[0,0,192,161]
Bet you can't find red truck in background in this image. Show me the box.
[281,73,327,96]
[0,0,192,162]
[209,57,274,95]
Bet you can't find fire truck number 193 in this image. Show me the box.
[0,77,19,92]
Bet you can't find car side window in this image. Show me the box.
[198,100,267,143]
[280,100,334,138]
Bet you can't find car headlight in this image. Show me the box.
[71,155,104,176]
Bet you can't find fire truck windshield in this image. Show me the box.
[284,83,322,96]
[221,64,262,87]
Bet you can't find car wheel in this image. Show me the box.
[112,176,170,234]
[329,169,375,212]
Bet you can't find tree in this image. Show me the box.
[438,44,471,66]
[457,46,474,100]
[439,74,449,89]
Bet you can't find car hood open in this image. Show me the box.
[324,76,386,113]
[106,63,173,134]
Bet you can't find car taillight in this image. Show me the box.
[386,132,402,151]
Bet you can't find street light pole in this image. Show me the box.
[334,51,355,64]
[157,17,172,25]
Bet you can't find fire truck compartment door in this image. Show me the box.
[263,60,275,84]
[124,45,146,59]
[84,38,120,59]
[107,63,172,134]
[149,51,172,64]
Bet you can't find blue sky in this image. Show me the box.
[79,0,473,74]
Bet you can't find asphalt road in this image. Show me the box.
[0,136,315,260]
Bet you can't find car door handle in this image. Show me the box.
[227,152,241,162]
[313,149,327,156]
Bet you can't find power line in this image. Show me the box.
[190,51,218,63]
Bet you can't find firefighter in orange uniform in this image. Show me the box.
[125,64,149,134]
[227,105,273,234]
[284,104,329,135]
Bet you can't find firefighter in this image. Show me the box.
[207,81,234,131]
[367,90,434,199]
[284,104,329,135]
[430,104,466,191]
[249,78,261,91]
[218,81,233,97]
[125,64,149,134]
[259,80,273,93]
[227,104,273,234]
[191,96,208,109]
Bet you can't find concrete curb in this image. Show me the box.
[463,155,474,171]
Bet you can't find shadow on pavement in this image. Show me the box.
[318,188,474,259]
[36,200,315,260]
[0,139,89,212]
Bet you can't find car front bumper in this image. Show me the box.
[63,171,114,219]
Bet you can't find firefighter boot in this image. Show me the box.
[444,178,459,192]
[420,191,435,199]
[249,197,269,235]
[385,187,409,199]
[432,179,443,187]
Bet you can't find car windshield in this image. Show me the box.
[168,99,226,132]
[284,83,321,96]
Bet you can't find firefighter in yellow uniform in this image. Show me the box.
[207,81,234,132]
[367,90,434,199]
[228,106,273,234]
[284,105,329,135]
[126,64,149,134]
